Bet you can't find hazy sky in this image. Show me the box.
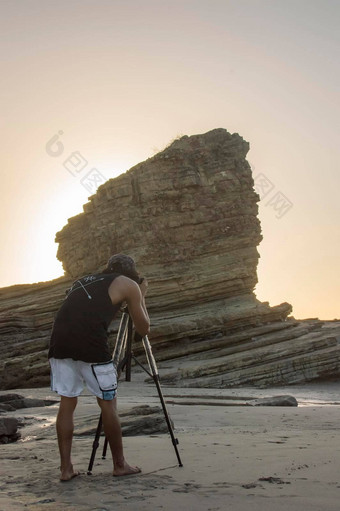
[1,0,339,320]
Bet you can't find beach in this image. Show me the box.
[1,372,340,511]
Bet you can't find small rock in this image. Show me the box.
[0,396,58,411]
[0,403,16,412]
[0,417,20,443]
[259,476,290,484]
[0,393,23,403]
[247,395,298,407]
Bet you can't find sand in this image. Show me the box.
[1,374,340,511]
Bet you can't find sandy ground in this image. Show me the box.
[1,373,340,511]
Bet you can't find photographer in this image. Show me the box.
[48,254,150,481]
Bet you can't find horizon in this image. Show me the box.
[1,0,339,320]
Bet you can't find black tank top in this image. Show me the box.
[48,273,122,363]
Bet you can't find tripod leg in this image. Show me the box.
[112,312,130,368]
[125,317,133,381]
[142,336,183,467]
[87,413,103,475]
[102,437,109,459]
[88,312,129,474]
[153,374,183,467]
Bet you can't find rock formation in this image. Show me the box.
[0,128,339,390]
[0,417,20,444]
[0,277,72,389]
[0,393,57,443]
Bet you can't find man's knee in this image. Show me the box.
[59,396,78,412]
[97,396,116,407]
[97,397,118,415]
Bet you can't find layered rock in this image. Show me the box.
[1,128,339,389]
[56,129,262,294]
[0,277,72,389]
[54,128,292,342]
[156,318,340,388]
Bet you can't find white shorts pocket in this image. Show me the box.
[91,360,117,392]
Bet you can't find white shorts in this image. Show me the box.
[49,358,117,401]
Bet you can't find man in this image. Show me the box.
[48,254,150,481]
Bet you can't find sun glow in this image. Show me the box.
[0,1,339,319]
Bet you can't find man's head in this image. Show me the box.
[103,254,140,283]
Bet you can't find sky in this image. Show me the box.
[1,0,339,320]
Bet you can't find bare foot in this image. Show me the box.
[60,465,80,482]
[113,459,141,477]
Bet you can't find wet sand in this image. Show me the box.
[1,375,340,511]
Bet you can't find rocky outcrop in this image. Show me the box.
[0,277,73,389]
[0,129,339,389]
[156,318,340,388]
[0,393,57,412]
[56,129,262,293]
[71,405,170,438]
[0,393,57,443]
[246,396,298,406]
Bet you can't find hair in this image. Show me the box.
[102,254,141,283]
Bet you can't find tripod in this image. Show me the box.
[87,309,183,474]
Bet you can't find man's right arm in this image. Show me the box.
[108,276,150,336]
